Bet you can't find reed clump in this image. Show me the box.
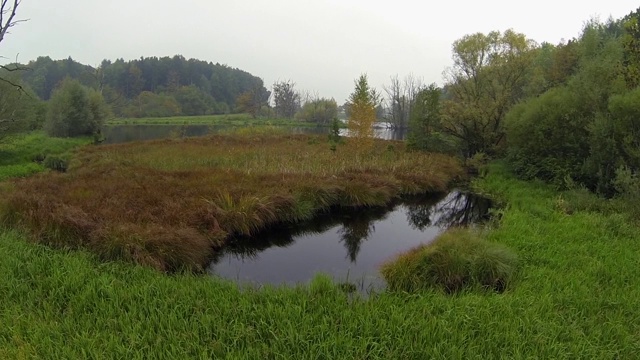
[1,134,463,271]
[381,228,518,293]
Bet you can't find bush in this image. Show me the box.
[45,79,109,138]
[381,228,518,293]
[43,154,69,172]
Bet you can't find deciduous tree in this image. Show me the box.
[442,29,537,157]
[348,74,380,151]
[45,79,109,137]
[272,80,300,119]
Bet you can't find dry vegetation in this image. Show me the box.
[0,134,463,271]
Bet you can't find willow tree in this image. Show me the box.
[442,29,537,158]
[348,74,379,151]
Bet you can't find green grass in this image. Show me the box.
[0,132,90,181]
[381,228,518,293]
[1,162,640,358]
[107,114,335,127]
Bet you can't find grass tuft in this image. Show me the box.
[381,228,518,293]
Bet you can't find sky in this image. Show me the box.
[1,0,636,103]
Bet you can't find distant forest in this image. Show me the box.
[18,55,270,117]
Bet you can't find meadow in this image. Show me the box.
[0,133,463,271]
[106,114,336,127]
[0,132,90,181]
[1,160,639,358]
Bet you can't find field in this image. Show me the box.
[0,132,90,181]
[1,160,639,358]
[106,114,337,127]
[0,133,463,271]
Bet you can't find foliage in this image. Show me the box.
[295,97,337,125]
[505,86,590,187]
[272,80,300,119]
[406,84,455,153]
[44,79,109,138]
[171,85,218,116]
[235,81,271,118]
[0,134,462,270]
[0,71,44,138]
[381,228,518,293]
[0,132,89,181]
[442,29,537,158]
[347,74,380,151]
[504,15,640,195]
[124,91,181,118]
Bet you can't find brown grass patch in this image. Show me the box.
[1,134,463,271]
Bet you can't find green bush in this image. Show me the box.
[45,79,110,138]
[381,228,518,293]
[43,154,69,172]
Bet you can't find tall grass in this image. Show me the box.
[0,132,89,180]
[381,228,518,293]
[2,162,640,357]
[0,134,463,270]
[107,114,333,127]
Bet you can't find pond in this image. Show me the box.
[207,191,492,292]
[101,124,407,144]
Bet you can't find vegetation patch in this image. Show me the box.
[0,134,462,271]
[381,228,518,293]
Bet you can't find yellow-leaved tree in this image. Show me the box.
[348,74,380,151]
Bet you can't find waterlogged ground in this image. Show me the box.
[102,124,406,144]
[209,191,492,291]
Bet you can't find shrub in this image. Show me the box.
[381,228,518,293]
[45,79,110,138]
[43,154,69,172]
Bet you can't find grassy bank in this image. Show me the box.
[0,132,90,181]
[2,164,639,358]
[107,114,335,127]
[0,134,463,271]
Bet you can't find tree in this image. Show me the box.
[407,84,453,153]
[124,91,181,118]
[383,74,423,129]
[45,79,109,137]
[348,74,380,151]
[235,80,270,118]
[272,80,300,119]
[442,29,537,158]
[0,70,43,138]
[295,97,337,125]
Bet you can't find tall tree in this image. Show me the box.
[272,80,300,119]
[236,80,270,118]
[407,84,451,152]
[383,74,423,129]
[348,74,380,151]
[442,29,537,157]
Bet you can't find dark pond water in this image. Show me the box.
[102,124,406,144]
[207,191,492,292]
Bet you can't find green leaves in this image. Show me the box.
[45,79,109,138]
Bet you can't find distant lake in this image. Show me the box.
[102,124,407,144]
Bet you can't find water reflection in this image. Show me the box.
[208,191,493,289]
[102,124,408,144]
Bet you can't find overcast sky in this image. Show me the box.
[1,0,636,102]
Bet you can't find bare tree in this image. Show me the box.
[383,74,423,129]
[0,0,29,135]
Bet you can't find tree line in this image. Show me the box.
[405,7,640,199]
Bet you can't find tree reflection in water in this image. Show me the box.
[210,190,492,266]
